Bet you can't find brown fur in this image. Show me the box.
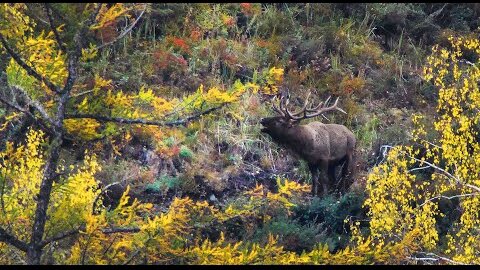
[261,116,356,196]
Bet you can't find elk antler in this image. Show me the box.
[271,96,285,116]
[278,92,347,121]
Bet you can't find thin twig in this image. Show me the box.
[102,227,140,234]
[407,165,431,173]
[44,3,66,52]
[92,182,121,214]
[0,96,29,115]
[71,89,94,98]
[418,193,480,208]
[163,95,201,118]
[381,145,461,186]
[123,249,142,265]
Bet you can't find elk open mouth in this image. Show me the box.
[260,118,267,132]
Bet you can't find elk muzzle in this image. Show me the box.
[260,117,270,133]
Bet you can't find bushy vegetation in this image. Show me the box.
[1,3,480,265]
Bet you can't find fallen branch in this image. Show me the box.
[410,252,467,265]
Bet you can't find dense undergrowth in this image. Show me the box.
[1,3,480,264]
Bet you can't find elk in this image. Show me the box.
[260,93,356,196]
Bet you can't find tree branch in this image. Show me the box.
[0,74,57,134]
[60,3,102,96]
[39,227,82,248]
[64,104,226,127]
[44,3,66,52]
[0,227,28,252]
[418,193,480,208]
[381,145,461,186]
[0,33,61,94]
[11,85,56,129]
[39,225,141,248]
[382,145,480,194]
[92,182,121,214]
[102,227,140,234]
[0,95,30,116]
[96,5,147,50]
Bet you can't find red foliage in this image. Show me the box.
[170,145,180,157]
[240,3,254,16]
[166,36,191,54]
[153,50,188,71]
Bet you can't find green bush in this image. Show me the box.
[293,191,366,252]
[145,175,181,193]
[252,217,323,253]
[179,145,194,160]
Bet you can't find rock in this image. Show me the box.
[209,194,217,202]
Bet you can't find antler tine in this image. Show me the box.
[324,96,332,107]
[328,97,347,114]
[307,96,325,112]
[281,93,346,121]
[271,96,285,116]
[333,97,347,114]
[284,106,304,120]
[290,92,311,117]
[284,95,290,107]
[279,91,309,121]
[306,95,331,112]
[282,97,300,120]
[305,96,347,118]
[281,93,301,120]
[279,95,286,111]
[277,93,292,117]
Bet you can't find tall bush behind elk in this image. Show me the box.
[260,92,356,196]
